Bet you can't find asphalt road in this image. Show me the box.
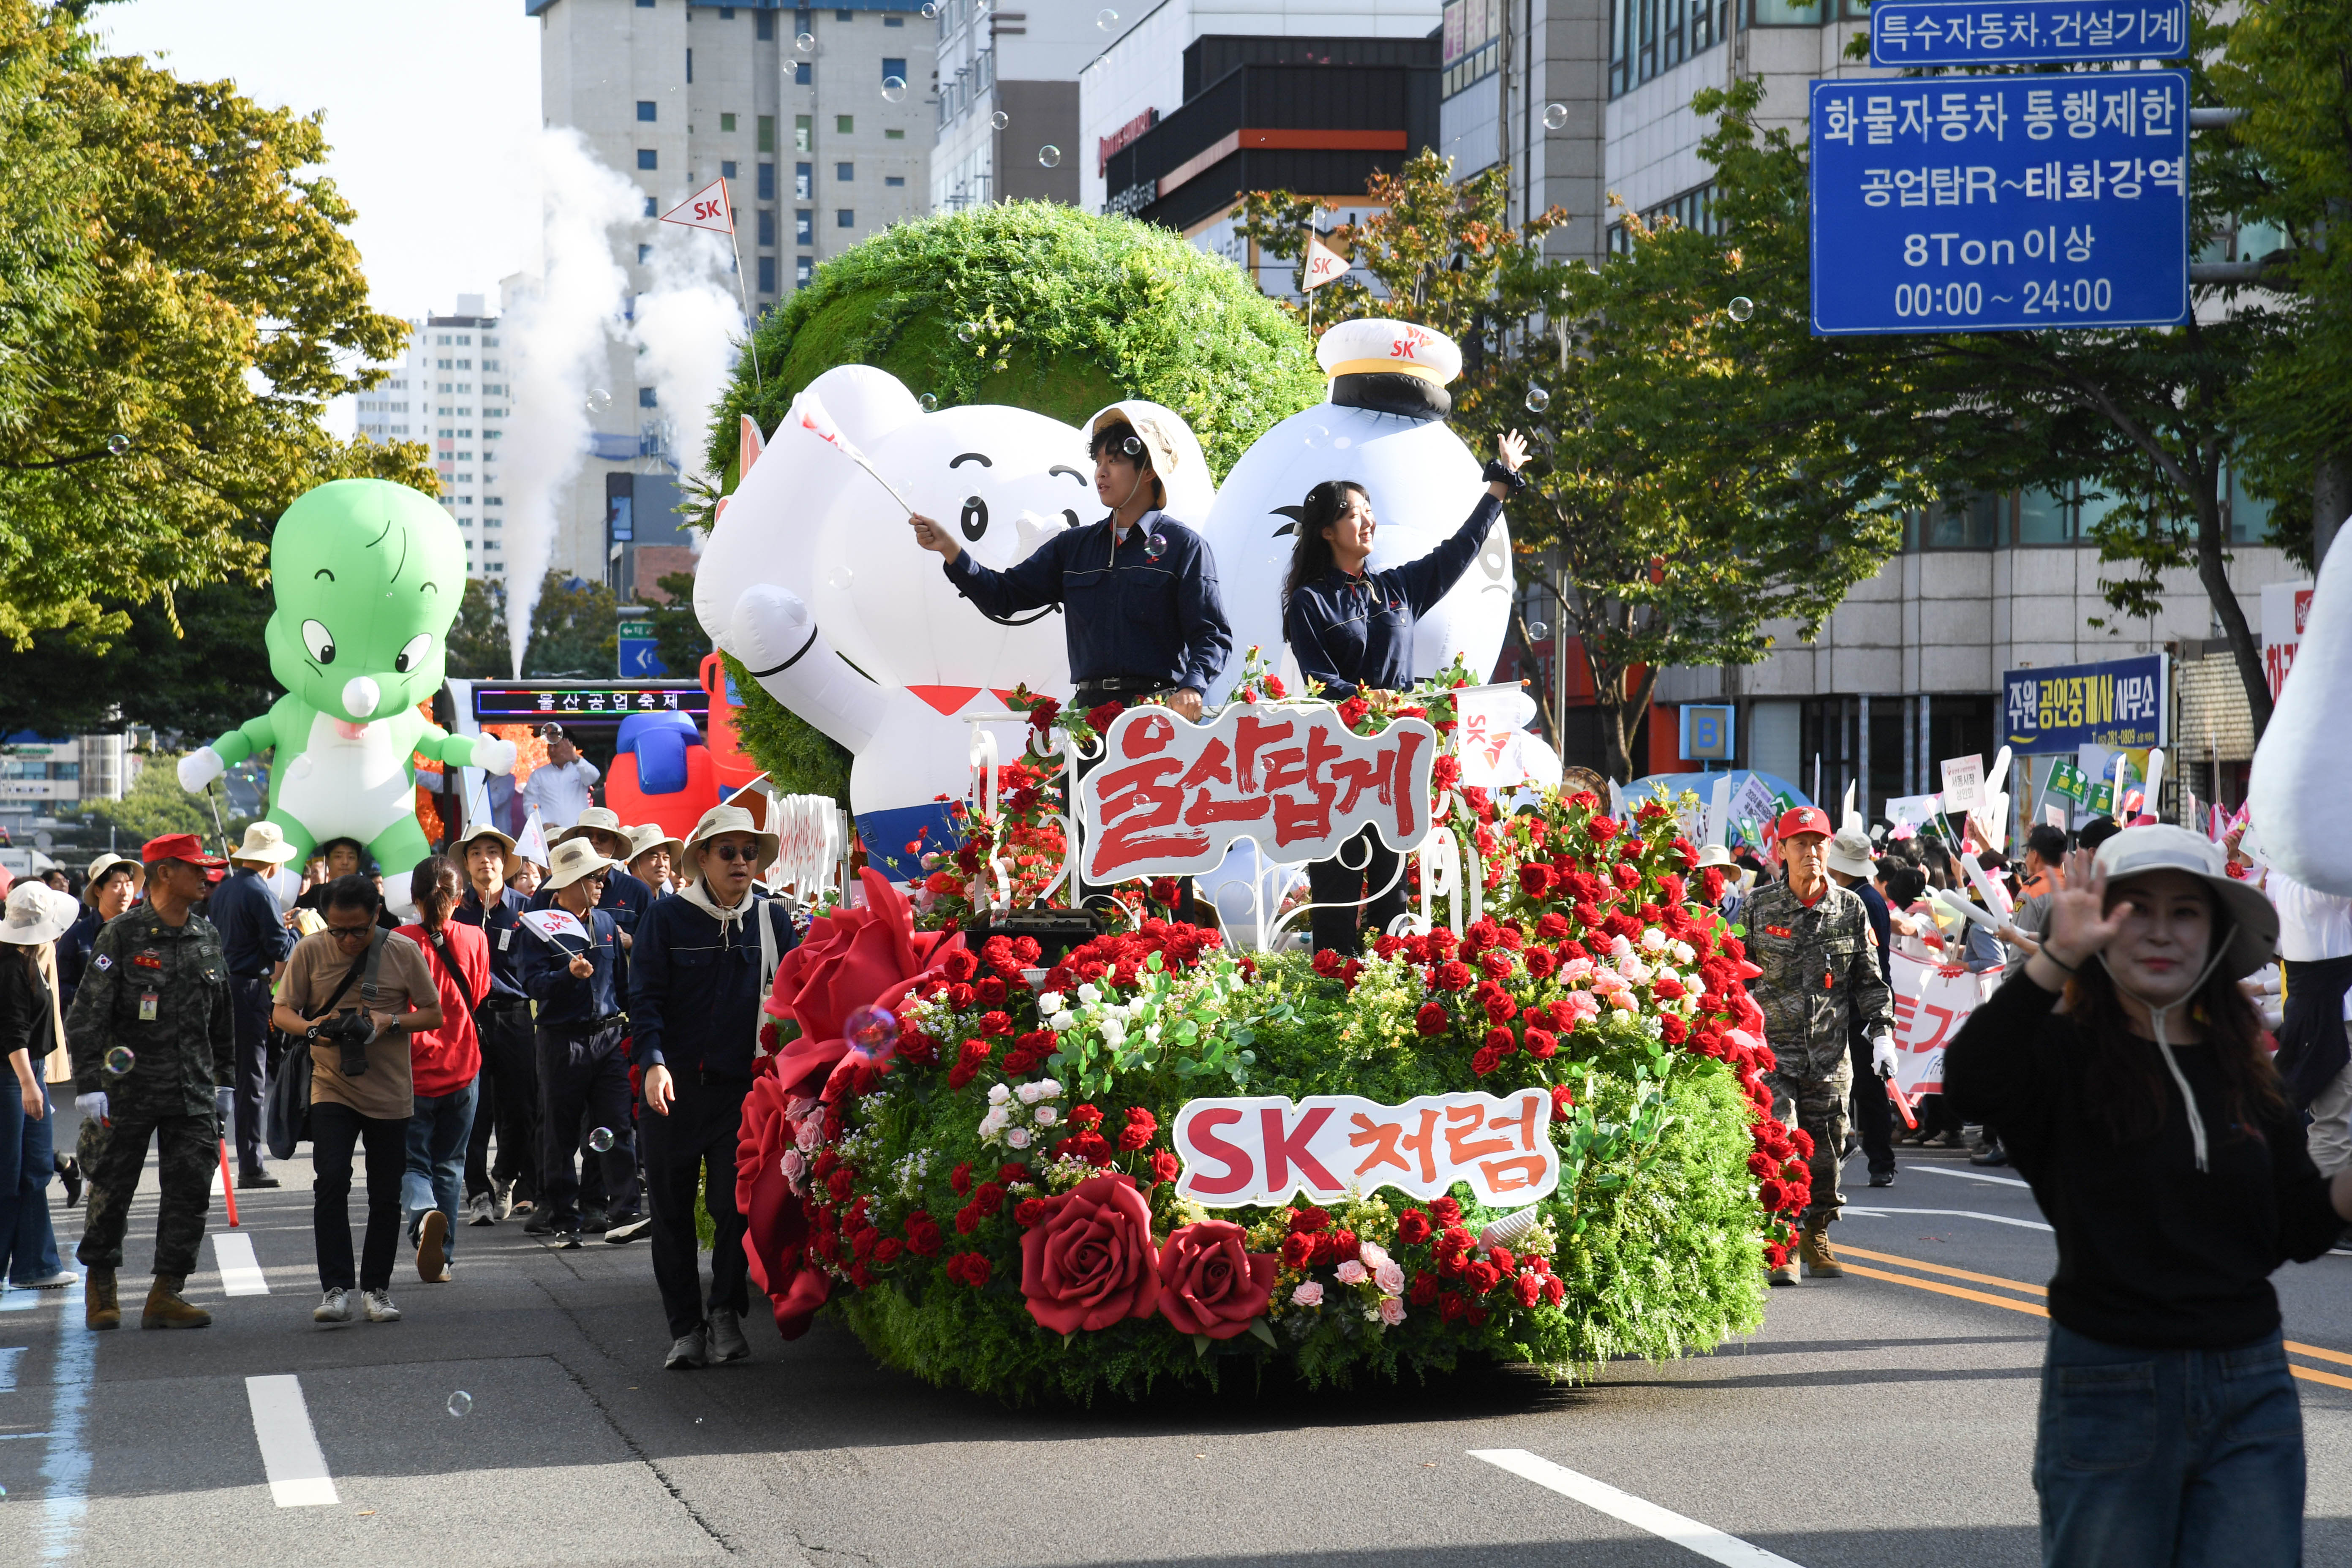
[1,1124,2347,1568]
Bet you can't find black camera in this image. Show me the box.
[313,1010,376,1078]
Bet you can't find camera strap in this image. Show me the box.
[304,928,386,1026]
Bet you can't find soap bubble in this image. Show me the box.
[1726,296,1756,322]
[827,564,854,589]
[1142,532,1168,562]
[1527,621,1550,640]
[844,1004,899,1058]
[1096,7,1119,27]
[956,323,976,343]
[584,388,612,415]
[588,1127,615,1153]
[794,31,815,53]
[103,1046,134,1076]
[1543,102,1570,131]
[1524,386,1551,414]
[919,392,939,411]
[921,0,938,15]
[1037,144,1062,169]
[990,109,1009,130]
[106,433,131,457]
[881,75,908,104]
[446,1391,472,1418]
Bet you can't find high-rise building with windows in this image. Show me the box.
[355,293,510,582]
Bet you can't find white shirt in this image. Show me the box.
[521,757,600,832]
[2265,868,2352,963]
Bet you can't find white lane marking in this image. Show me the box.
[245,1374,339,1507]
[0,1344,21,1390]
[1844,1205,2053,1232]
[40,1280,93,1566]
[212,1231,270,1296]
[1471,1448,1806,1566]
[1913,1163,2032,1190]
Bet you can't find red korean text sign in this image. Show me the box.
[1080,705,1438,881]
[1888,948,1997,1097]
[1172,1090,1559,1208]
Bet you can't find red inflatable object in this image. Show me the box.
[606,744,719,840]
[701,650,764,792]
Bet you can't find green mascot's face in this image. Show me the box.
[266,479,467,723]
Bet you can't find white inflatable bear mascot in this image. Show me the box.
[1197,318,1515,703]
[2251,516,2352,895]
[694,365,1214,880]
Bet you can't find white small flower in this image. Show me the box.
[987,1083,1011,1105]
[1099,1018,1127,1048]
[1076,983,1102,1005]
[1672,940,1696,965]
[1017,1080,1053,1104]
[1006,1127,1032,1149]
[1038,991,1064,1014]
[1641,926,1668,953]
[1033,1105,1059,1127]
[1048,1011,1077,1032]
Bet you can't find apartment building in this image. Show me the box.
[355,294,512,581]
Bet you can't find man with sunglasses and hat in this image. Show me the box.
[1745,806,1897,1286]
[630,804,798,1369]
[213,822,300,1190]
[65,834,239,1331]
[453,820,539,1225]
[517,837,640,1247]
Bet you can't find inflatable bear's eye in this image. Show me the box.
[394,633,431,674]
[302,619,335,664]
[959,495,988,542]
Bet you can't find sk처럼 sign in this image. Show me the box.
[1172,1089,1558,1207]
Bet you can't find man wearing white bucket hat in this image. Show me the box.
[213,822,299,1188]
[1946,826,2352,1562]
[630,804,797,1369]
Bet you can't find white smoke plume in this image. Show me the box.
[500,128,640,678]
[631,223,748,509]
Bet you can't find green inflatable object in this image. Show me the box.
[176,479,516,912]
[705,200,1325,795]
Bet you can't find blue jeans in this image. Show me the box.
[0,1078,63,1284]
[2036,1322,2306,1567]
[402,1083,476,1261]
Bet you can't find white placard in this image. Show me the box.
[1940,754,1986,814]
[1173,1089,1558,1207]
[1884,791,1942,827]
[1887,949,1995,1098]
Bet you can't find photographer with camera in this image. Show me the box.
[272,874,441,1326]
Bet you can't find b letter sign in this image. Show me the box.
[1080,705,1438,882]
[1171,1090,1559,1207]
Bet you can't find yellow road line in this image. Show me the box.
[1834,1248,2352,1392]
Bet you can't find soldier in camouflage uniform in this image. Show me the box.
[1742,806,1896,1284]
[66,834,236,1331]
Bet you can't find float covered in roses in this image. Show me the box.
[738,739,1789,1403]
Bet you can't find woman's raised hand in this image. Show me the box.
[2040,848,2129,970]
[1497,429,1529,473]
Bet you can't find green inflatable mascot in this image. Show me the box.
[177,479,518,917]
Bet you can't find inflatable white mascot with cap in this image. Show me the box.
[1196,318,1517,705]
[2251,512,2352,896]
[694,366,1215,881]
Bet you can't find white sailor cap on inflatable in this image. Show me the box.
[1312,317,1466,389]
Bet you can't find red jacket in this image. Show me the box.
[397,918,487,1098]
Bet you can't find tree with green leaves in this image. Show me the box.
[0,0,430,649]
[443,577,513,681]
[521,571,618,678]
[642,572,712,680]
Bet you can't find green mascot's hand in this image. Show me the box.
[178,747,227,792]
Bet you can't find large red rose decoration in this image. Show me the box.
[735,1061,829,1337]
[1157,1221,1276,1340]
[768,867,966,1102]
[1018,1173,1160,1333]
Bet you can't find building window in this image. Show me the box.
[636,0,653,7]
[795,61,812,85]
[721,159,737,179]
[836,208,854,228]
[1440,0,1503,98]
[797,256,814,286]
[643,196,657,217]
[836,115,854,134]
[758,161,776,199]
[885,128,905,140]
[836,8,852,18]
[836,161,854,182]
[721,112,737,132]
[637,100,657,122]
[637,242,652,263]
[882,57,905,83]
[758,114,776,152]
[757,12,774,39]
[795,114,813,152]
[758,207,776,246]
[759,255,777,294]
[1750,0,1826,22]
[885,12,903,22]
[639,387,658,408]
[637,148,658,170]
[885,175,905,187]
[1910,492,2003,550]
[795,162,812,198]
[796,209,814,245]
[686,48,692,82]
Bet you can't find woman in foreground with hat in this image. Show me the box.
[1944,826,2352,1565]
[0,882,81,1290]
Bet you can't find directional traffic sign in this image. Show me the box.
[618,636,668,678]
[1869,1,2187,68]
[1810,71,2191,336]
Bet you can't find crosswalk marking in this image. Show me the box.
[212,1231,270,1296]
[1471,1448,1806,1566]
[244,1374,338,1507]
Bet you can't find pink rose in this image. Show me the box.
[1377,1296,1406,1326]
[1018,1173,1160,1334]
[1158,1220,1278,1340]
[1374,1260,1406,1296]
[1291,1281,1324,1307]
[768,868,967,1102]
[1334,1259,1368,1286]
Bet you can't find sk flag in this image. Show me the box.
[660,178,735,234]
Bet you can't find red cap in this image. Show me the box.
[1774,806,1834,842]
[142,833,229,881]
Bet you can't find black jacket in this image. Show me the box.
[0,952,57,1062]
[1282,494,1502,697]
[942,511,1232,695]
[628,892,798,1083]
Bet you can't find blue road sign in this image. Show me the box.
[1869,1,2187,68]
[618,636,667,678]
[1810,71,2190,336]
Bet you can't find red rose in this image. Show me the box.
[1017,1172,1161,1334]
[1439,1290,1467,1322]
[1263,675,1287,698]
[1429,1197,1463,1227]
[1550,1083,1576,1122]
[1536,912,1570,939]
[1432,754,1462,790]
[769,868,967,1102]
[1480,950,1514,981]
[1544,1277,1565,1307]
[1409,1270,1440,1306]
[1086,700,1125,732]
[1313,949,1345,978]
[1523,947,1557,979]
[951,1161,975,1196]
[1338,695,1370,728]
[1014,1197,1047,1228]
[1524,1027,1559,1059]
[1434,960,1473,992]
[1483,992,1516,1024]
[1514,1272,1543,1309]
[874,1236,903,1265]
[1470,1045,1501,1075]
[1281,1232,1317,1269]
[1660,1015,1688,1045]
[1289,1205,1331,1234]
[1119,1107,1158,1150]
[1587,815,1620,841]
[980,1009,1014,1037]
[904,1211,944,1256]
[1396,1208,1432,1244]
[972,1181,1007,1217]
[1157,1221,1278,1340]
[1790,1127,1816,1159]
[1467,1259,1502,1294]
[1068,1103,1105,1131]
[945,1251,992,1287]
[1518,863,1554,897]
[1147,1149,1180,1187]
[1757,1177,1788,1210]
[1415,1001,1450,1037]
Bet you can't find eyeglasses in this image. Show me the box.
[327,923,374,944]
[706,844,758,863]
